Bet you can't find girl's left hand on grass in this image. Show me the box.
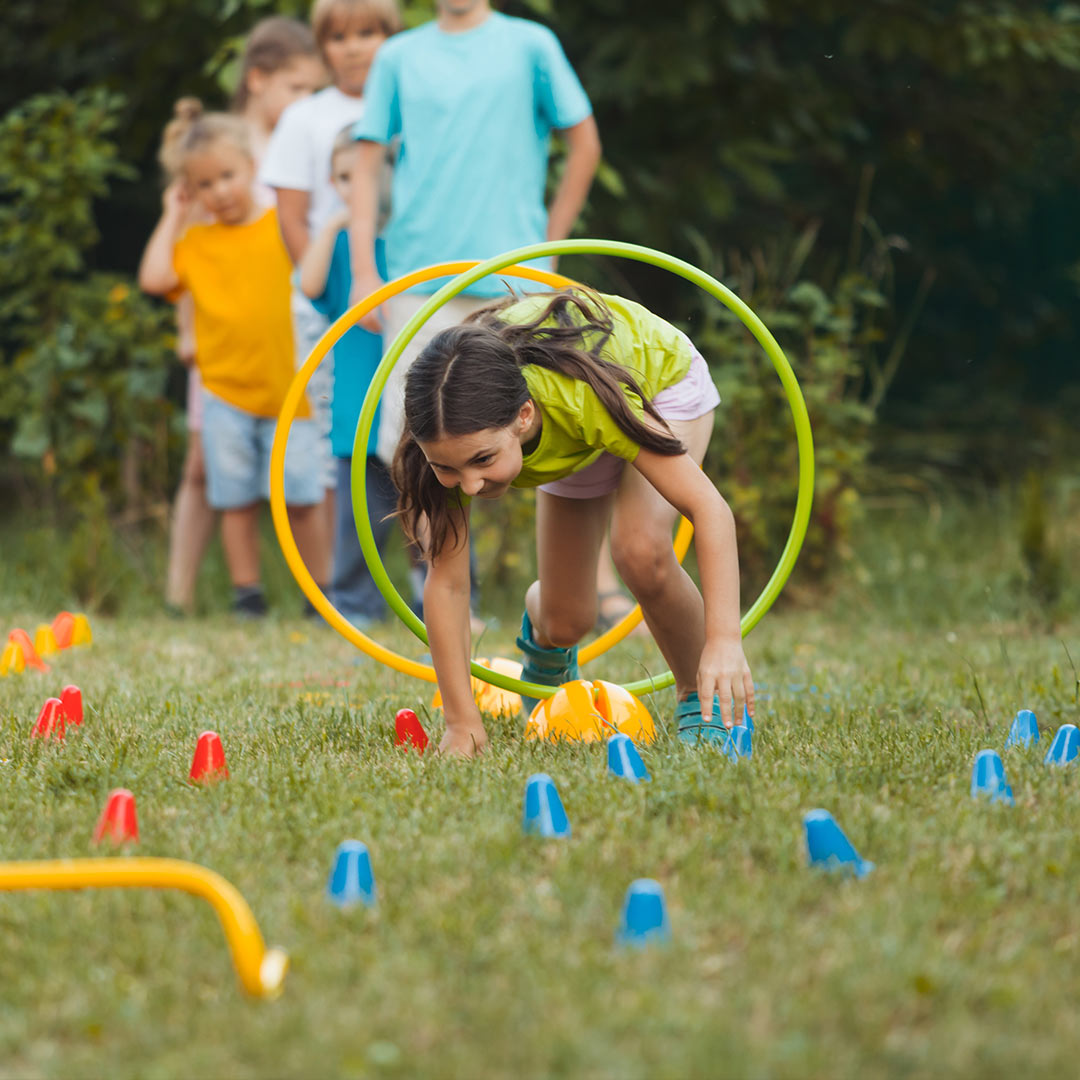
[697,638,754,729]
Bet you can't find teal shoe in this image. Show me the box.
[516,612,580,717]
[675,691,730,745]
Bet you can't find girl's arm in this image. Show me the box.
[631,447,754,730]
[298,210,349,301]
[424,504,488,757]
[274,188,311,265]
[138,181,188,296]
[546,115,601,245]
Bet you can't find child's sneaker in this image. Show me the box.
[516,612,580,717]
[232,585,268,619]
[675,691,730,744]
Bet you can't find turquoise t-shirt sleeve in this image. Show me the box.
[351,47,399,143]
[532,27,591,130]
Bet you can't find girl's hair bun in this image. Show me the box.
[172,97,204,123]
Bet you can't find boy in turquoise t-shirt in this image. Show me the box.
[345,0,601,466]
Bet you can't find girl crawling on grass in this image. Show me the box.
[392,288,754,757]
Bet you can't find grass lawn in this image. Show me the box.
[1,499,1079,1078]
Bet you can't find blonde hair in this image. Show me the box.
[311,0,403,56]
[157,98,253,180]
[231,16,321,111]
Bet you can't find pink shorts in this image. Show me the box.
[539,343,720,500]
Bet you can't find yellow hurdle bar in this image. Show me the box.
[0,857,288,998]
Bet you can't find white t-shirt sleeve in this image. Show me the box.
[259,99,315,193]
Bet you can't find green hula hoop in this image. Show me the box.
[351,238,815,699]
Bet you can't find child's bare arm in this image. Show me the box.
[424,506,488,757]
[298,210,349,301]
[138,181,188,296]
[346,140,387,329]
[274,188,311,264]
[546,115,601,246]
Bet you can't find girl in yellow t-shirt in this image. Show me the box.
[139,109,323,617]
[392,288,754,757]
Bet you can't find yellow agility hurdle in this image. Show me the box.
[0,857,288,999]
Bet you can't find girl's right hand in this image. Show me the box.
[163,179,190,217]
[349,270,385,332]
[438,711,489,759]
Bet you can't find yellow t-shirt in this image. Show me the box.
[173,208,307,418]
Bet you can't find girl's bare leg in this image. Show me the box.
[525,490,614,649]
[609,413,715,699]
[165,433,216,611]
[288,502,326,585]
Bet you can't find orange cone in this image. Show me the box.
[8,629,48,672]
[52,611,75,649]
[93,789,138,846]
[61,685,83,726]
[31,698,65,741]
[189,731,229,783]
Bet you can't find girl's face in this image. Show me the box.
[184,140,256,225]
[419,402,538,500]
[329,143,360,204]
[322,13,387,95]
[247,56,326,129]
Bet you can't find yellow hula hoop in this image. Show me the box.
[269,261,693,685]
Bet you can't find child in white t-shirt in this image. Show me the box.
[260,0,402,536]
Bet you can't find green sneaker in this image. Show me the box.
[516,612,580,717]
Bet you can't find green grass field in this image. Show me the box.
[1,498,1078,1078]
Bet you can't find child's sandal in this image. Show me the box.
[516,612,580,717]
[675,691,729,744]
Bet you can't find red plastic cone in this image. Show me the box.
[93,789,138,846]
[52,611,75,649]
[60,684,83,726]
[394,708,429,753]
[8,629,48,672]
[31,697,65,741]
[189,731,229,783]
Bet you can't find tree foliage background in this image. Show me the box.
[2,0,1078,571]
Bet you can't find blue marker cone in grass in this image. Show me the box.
[1044,724,1079,767]
[970,750,1014,806]
[607,734,650,783]
[326,840,376,907]
[616,879,671,947]
[804,810,874,878]
[522,774,570,838]
[723,725,752,761]
[1005,709,1039,749]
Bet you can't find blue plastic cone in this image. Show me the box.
[607,734,650,783]
[804,809,874,877]
[1044,724,1079,767]
[326,840,376,907]
[723,725,752,761]
[970,749,1014,806]
[522,773,571,838]
[742,705,754,733]
[616,879,671,947]
[1005,709,1039,749]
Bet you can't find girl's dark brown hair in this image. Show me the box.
[392,289,686,560]
[231,16,320,111]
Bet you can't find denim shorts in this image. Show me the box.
[538,342,720,500]
[201,390,324,510]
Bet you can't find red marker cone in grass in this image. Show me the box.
[31,698,65,741]
[395,708,429,753]
[52,611,75,649]
[93,789,138,846]
[8,629,48,672]
[60,685,83,726]
[189,731,229,783]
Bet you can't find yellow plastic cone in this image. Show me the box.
[432,657,524,718]
[34,624,59,658]
[1,640,26,677]
[525,679,657,745]
[69,614,92,647]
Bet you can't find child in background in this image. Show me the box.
[163,16,324,614]
[392,289,754,757]
[139,106,325,617]
[298,130,394,627]
[260,0,403,561]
